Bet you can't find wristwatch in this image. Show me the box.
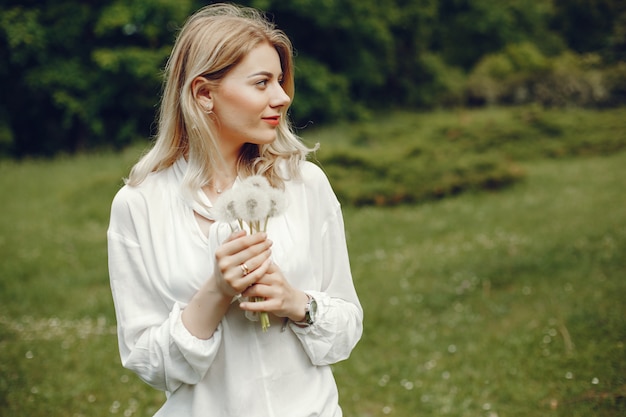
[295,294,317,326]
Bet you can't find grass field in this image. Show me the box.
[0,107,624,416]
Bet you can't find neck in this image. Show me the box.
[209,141,250,194]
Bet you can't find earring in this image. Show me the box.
[204,107,213,115]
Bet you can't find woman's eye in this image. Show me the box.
[256,79,268,87]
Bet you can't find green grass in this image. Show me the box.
[304,106,626,205]
[0,106,625,416]
[338,153,626,416]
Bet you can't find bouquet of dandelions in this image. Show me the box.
[213,175,286,331]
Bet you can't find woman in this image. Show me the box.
[107,3,363,416]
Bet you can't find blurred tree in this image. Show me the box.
[434,0,564,70]
[247,0,447,113]
[0,0,191,157]
[0,0,623,157]
[551,0,626,61]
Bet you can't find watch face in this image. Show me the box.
[308,299,317,322]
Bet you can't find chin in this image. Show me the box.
[249,134,278,146]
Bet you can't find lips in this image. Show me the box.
[262,116,280,126]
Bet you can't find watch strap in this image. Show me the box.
[294,294,315,326]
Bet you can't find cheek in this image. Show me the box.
[221,100,262,129]
[221,88,263,113]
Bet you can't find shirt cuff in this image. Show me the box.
[289,291,326,333]
[170,303,223,354]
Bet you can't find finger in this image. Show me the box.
[239,297,275,312]
[242,255,273,284]
[227,241,273,276]
[224,253,273,294]
[223,232,268,254]
[241,248,273,276]
[216,236,271,273]
[223,229,247,243]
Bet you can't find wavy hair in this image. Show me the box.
[127,3,313,196]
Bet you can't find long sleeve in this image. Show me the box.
[290,290,362,365]
[289,164,363,365]
[107,186,222,393]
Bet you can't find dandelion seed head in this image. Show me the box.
[212,189,240,222]
[267,187,287,217]
[424,359,437,370]
[401,379,414,390]
[242,175,271,189]
[234,186,270,223]
[110,400,121,413]
[212,175,285,232]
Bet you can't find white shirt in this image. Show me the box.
[107,158,363,417]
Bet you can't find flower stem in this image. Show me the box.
[253,296,270,331]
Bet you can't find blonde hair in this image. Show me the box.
[127,3,312,195]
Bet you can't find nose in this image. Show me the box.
[270,82,291,108]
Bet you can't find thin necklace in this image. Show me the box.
[212,177,236,194]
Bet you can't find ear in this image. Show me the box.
[191,76,214,112]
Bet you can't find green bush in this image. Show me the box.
[415,53,467,107]
[310,106,626,206]
[291,57,357,124]
[604,61,626,105]
[467,43,626,107]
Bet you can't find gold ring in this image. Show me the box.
[240,263,249,276]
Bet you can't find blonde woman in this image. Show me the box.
[107,3,362,416]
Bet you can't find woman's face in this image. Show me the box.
[210,42,291,152]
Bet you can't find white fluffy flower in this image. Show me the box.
[212,174,286,235]
[234,186,271,223]
[212,189,239,222]
[241,175,271,190]
[267,187,287,218]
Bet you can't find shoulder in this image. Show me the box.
[110,168,174,216]
[277,158,332,191]
[289,160,340,210]
[298,160,331,186]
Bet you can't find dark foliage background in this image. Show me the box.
[1,0,625,157]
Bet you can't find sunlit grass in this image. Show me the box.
[0,107,624,416]
[337,153,626,417]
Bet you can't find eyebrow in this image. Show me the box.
[247,71,283,79]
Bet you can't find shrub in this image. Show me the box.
[417,53,467,107]
[604,61,626,105]
[466,43,626,107]
[310,106,626,206]
[291,56,358,125]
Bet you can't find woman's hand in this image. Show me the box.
[213,230,273,297]
[239,262,309,322]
